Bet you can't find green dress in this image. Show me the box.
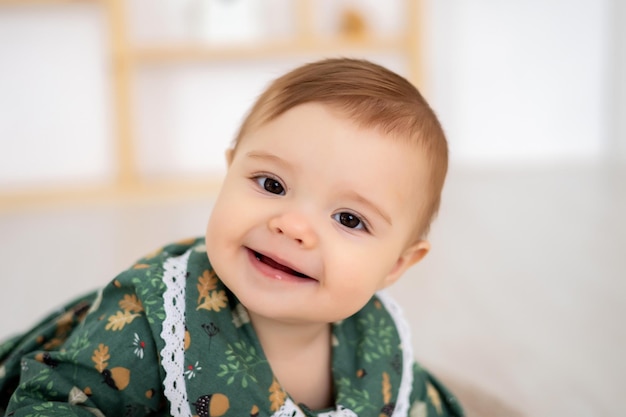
[0,238,463,417]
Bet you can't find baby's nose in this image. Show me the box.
[268,212,318,248]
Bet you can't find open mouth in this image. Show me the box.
[251,250,311,279]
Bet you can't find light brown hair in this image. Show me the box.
[231,58,448,237]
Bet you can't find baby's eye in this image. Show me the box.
[255,176,285,195]
[333,212,367,231]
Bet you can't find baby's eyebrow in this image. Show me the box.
[344,190,392,226]
[245,151,291,169]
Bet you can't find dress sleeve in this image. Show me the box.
[2,264,168,417]
[408,362,465,417]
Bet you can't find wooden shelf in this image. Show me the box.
[0,0,423,206]
[131,36,408,63]
[0,177,224,212]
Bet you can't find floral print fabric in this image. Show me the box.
[0,238,463,417]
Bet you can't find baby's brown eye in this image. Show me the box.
[334,212,364,230]
[256,176,285,195]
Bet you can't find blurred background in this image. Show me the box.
[0,0,624,416]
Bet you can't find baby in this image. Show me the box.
[0,58,463,417]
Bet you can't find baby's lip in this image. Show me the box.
[246,247,313,280]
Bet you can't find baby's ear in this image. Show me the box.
[225,148,235,166]
[379,240,430,289]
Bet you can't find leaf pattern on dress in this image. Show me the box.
[268,378,286,412]
[354,313,395,363]
[92,344,110,373]
[217,341,266,388]
[427,382,443,415]
[130,270,166,326]
[197,269,227,312]
[197,290,228,312]
[119,294,144,313]
[197,269,218,303]
[382,372,392,404]
[105,311,140,331]
[335,377,376,414]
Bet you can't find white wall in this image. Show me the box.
[426,0,611,165]
[609,0,626,163]
[0,3,113,190]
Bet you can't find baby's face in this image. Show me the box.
[206,102,430,325]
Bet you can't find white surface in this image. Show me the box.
[389,163,625,416]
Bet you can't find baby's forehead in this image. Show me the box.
[237,101,419,149]
[240,106,430,183]
[235,108,433,191]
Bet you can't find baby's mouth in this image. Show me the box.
[252,250,311,279]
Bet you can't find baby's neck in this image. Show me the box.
[250,314,334,410]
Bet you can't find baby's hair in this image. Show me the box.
[232,58,448,238]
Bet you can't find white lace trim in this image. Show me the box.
[160,250,192,417]
[269,398,358,417]
[376,290,414,417]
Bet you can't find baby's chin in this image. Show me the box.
[239,292,373,327]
